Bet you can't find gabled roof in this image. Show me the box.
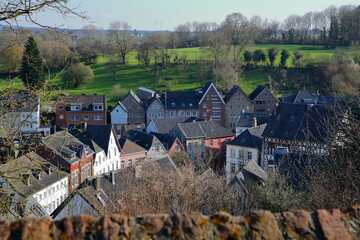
[200,81,212,93]
[176,121,234,139]
[223,85,240,103]
[118,138,147,155]
[0,152,69,197]
[148,117,189,134]
[110,101,128,113]
[165,91,202,109]
[227,124,267,149]
[56,95,106,111]
[121,90,144,108]
[149,132,180,151]
[145,95,165,108]
[235,113,270,128]
[198,82,225,105]
[0,93,39,112]
[42,131,94,164]
[129,131,159,150]
[231,159,268,188]
[249,85,267,100]
[69,124,118,155]
[262,103,335,143]
[280,90,319,104]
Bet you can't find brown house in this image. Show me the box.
[198,82,226,126]
[224,85,254,130]
[56,94,107,129]
[121,90,146,124]
[248,85,278,114]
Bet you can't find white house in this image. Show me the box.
[226,124,266,184]
[0,152,70,215]
[69,124,122,175]
[110,101,128,124]
[0,94,50,137]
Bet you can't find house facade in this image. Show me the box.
[226,125,266,184]
[198,82,226,126]
[110,102,128,125]
[146,96,166,124]
[37,131,94,192]
[129,131,167,160]
[69,124,122,175]
[249,85,278,114]
[223,86,254,130]
[56,94,107,129]
[120,90,146,124]
[118,138,147,168]
[0,152,69,215]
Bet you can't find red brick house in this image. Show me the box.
[56,94,107,129]
[198,82,226,126]
[37,131,94,192]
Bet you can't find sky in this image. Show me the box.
[18,0,360,31]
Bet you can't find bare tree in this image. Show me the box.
[108,21,134,64]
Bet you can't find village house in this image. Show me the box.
[51,156,179,220]
[169,121,234,160]
[149,132,184,157]
[56,94,107,129]
[0,93,50,137]
[0,152,69,215]
[223,85,254,130]
[146,116,203,134]
[145,96,166,124]
[118,138,147,168]
[226,124,266,184]
[261,103,335,170]
[128,131,167,160]
[248,85,278,114]
[110,101,128,125]
[37,131,94,192]
[120,90,146,124]
[235,113,270,136]
[68,124,121,176]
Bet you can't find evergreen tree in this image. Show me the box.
[20,36,44,89]
[280,49,290,68]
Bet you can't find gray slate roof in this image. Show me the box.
[121,90,145,108]
[262,103,335,143]
[0,93,39,112]
[223,85,240,103]
[57,94,106,111]
[227,124,267,149]
[177,121,234,139]
[249,85,267,100]
[149,132,179,151]
[236,113,270,128]
[129,131,159,150]
[118,138,147,155]
[149,117,189,134]
[42,131,94,164]
[0,152,69,197]
[69,124,117,155]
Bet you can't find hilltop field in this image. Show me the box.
[0,44,350,106]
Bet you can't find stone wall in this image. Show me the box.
[1,206,360,239]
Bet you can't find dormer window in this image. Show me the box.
[189,103,193,106]
[70,104,81,111]
[171,103,176,107]
[93,103,103,111]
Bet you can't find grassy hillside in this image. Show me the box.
[0,44,348,106]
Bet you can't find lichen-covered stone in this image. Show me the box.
[317,209,351,240]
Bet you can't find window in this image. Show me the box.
[212,111,221,117]
[230,149,235,157]
[203,112,207,117]
[129,160,132,166]
[247,151,252,160]
[217,139,221,146]
[212,102,221,109]
[239,150,244,159]
[84,116,89,120]
[94,115,103,120]
[70,104,81,111]
[170,111,175,117]
[121,161,125,168]
[155,145,160,152]
[209,140,213,147]
[187,111,191,116]
[179,111,184,116]
[211,95,217,100]
[203,103,207,108]
[93,104,103,110]
[192,111,197,116]
[231,163,236,173]
[72,170,79,188]
[114,148,116,156]
[59,105,64,110]
[70,115,80,121]
[59,115,64,119]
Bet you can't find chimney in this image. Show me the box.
[93,178,101,190]
[32,169,42,180]
[42,163,52,174]
[21,174,31,185]
[110,171,115,185]
[253,117,257,127]
[82,122,88,132]
[94,93,97,95]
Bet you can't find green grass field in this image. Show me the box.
[0,44,350,106]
